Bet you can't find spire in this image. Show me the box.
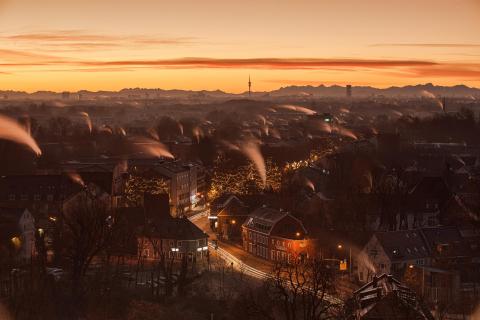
[248,75,252,97]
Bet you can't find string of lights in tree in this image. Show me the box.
[208,157,282,200]
[125,174,169,206]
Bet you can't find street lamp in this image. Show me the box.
[337,244,352,278]
[296,232,301,237]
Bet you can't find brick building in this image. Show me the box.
[242,207,309,262]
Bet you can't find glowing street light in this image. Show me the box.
[11,236,21,249]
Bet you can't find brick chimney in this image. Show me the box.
[143,193,171,220]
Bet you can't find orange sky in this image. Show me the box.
[0,0,479,92]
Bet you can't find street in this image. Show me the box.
[189,214,343,305]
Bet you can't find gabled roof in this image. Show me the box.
[410,176,451,199]
[421,226,471,259]
[242,207,307,238]
[217,197,249,217]
[140,193,207,241]
[211,193,236,208]
[146,217,207,241]
[374,230,429,262]
[353,274,434,320]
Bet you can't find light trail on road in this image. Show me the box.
[189,212,343,305]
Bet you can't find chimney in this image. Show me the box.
[143,193,171,220]
[372,275,378,288]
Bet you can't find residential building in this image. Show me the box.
[216,197,249,241]
[242,207,309,262]
[0,208,35,262]
[115,159,206,216]
[358,230,430,282]
[137,194,208,262]
[349,274,434,320]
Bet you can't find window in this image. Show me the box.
[178,241,182,247]
[34,194,41,201]
[47,194,54,201]
[271,250,275,260]
[8,194,15,201]
[20,194,28,201]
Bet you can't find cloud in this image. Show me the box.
[0,48,479,81]
[379,62,480,79]
[371,43,480,48]
[76,57,437,69]
[2,30,197,51]
[0,48,62,60]
[401,65,480,78]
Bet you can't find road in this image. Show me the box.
[189,214,343,305]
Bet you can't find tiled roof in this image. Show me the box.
[375,230,429,262]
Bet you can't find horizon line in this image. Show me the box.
[0,82,479,95]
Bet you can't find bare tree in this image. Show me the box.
[242,258,341,320]
[59,190,118,302]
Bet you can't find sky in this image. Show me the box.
[0,0,479,93]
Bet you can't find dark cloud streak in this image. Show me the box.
[371,43,480,48]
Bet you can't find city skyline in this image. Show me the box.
[0,0,479,92]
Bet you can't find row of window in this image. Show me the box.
[271,250,291,262]
[246,232,293,249]
[9,194,54,201]
[248,231,268,245]
[147,239,206,248]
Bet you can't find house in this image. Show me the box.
[357,230,430,282]
[242,207,309,262]
[208,194,240,229]
[0,171,113,219]
[216,196,249,241]
[408,176,452,228]
[0,208,35,262]
[115,159,206,216]
[349,274,434,320]
[137,194,208,262]
[357,226,480,309]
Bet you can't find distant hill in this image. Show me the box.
[269,83,480,98]
[0,83,479,100]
